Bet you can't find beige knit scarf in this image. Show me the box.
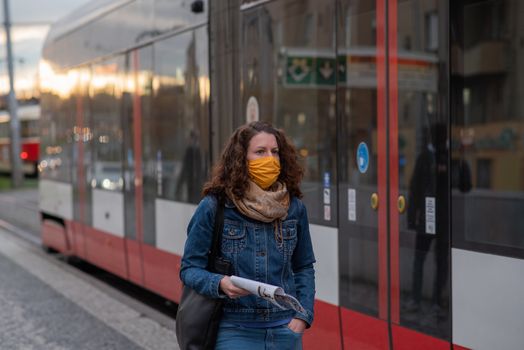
[227,181,290,223]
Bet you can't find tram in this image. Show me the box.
[38,1,524,349]
[0,104,40,176]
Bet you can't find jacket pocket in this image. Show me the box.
[280,220,298,256]
[222,221,247,254]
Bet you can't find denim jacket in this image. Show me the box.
[180,195,316,326]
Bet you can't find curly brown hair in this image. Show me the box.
[203,121,304,199]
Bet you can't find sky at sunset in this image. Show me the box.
[0,0,90,98]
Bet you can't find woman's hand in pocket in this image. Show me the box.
[287,318,306,334]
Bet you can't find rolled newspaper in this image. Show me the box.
[230,275,305,313]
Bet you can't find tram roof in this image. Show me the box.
[45,0,129,45]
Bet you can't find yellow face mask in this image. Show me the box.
[248,156,281,190]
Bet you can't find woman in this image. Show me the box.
[180,121,315,350]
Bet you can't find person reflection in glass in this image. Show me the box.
[452,144,472,193]
[406,123,448,319]
[176,130,203,203]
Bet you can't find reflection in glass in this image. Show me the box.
[153,0,208,33]
[337,0,379,317]
[242,0,337,225]
[78,68,93,226]
[398,0,449,339]
[121,47,154,242]
[452,0,524,257]
[90,58,125,192]
[151,27,210,203]
[39,67,74,183]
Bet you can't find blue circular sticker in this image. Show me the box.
[357,142,369,173]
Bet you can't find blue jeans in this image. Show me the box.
[215,322,303,350]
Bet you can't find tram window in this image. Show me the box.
[395,0,451,339]
[89,58,125,192]
[39,82,74,183]
[21,120,39,138]
[475,159,491,189]
[121,48,153,242]
[72,67,93,227]
[452,0,524,259]
[241,0,337,225]
[0,122,7,138]
[88,1,155,58]
[151,27,210,204]
[50,28,88,70]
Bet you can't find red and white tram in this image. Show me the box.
[39,0,524,349]
[0,104,40,176]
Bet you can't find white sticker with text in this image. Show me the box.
[425,197,436,234]
[348,189,356,222]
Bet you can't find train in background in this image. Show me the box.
[38,1,524,349]
[0,104,40,176]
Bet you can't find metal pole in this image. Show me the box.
[3,0,23,187]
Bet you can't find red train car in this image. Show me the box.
[0,104,40,176]
[39,1,524,349]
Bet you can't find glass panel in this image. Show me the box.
[338,0,379,316]
[88,1,155,60]
[70,68,81,223]
[71,67,94,225]
[452,0,524,259]
[122,53,137,240]
[151,27,210,205]
[39,67,74,183]
[79,67,93,225]
[121,46,155,243]
[241,0,337,226]
[153,0,208,33]
[47,26,91,69]
[89,57,125,192]
[397,0,450,339]
[137,46,155,245]
[0,120,7,138]
[46,1,208,69]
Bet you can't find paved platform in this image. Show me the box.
[0,227,179,350]
[0,188,40,240]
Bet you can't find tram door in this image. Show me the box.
[337,0,450,348]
